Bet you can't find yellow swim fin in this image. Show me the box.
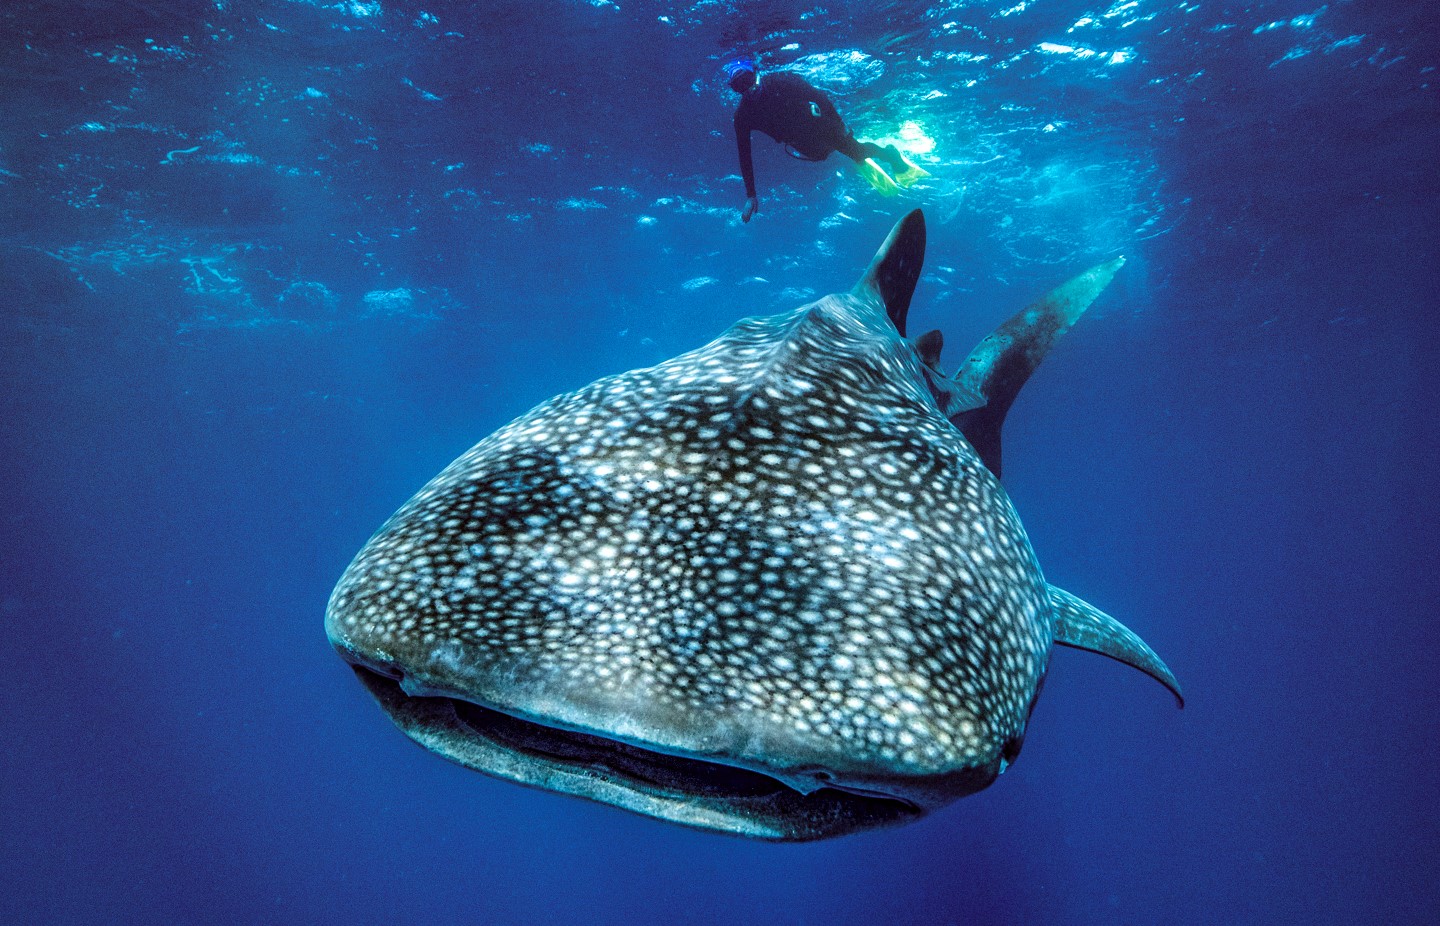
[858,158,902,196]
[893,153,931,188]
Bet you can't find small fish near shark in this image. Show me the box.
[326,209,1182,841]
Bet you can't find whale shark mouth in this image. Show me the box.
[350,666,925,841]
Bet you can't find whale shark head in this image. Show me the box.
[326,210,1181,841]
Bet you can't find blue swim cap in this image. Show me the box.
[724,58,756,80]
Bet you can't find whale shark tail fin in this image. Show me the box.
[949,257,1124,478]
[1049,585,1184,707]
[855,208,926,336]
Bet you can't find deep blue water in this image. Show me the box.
[2,1,1437,923]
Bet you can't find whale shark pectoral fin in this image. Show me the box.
[1048,584,1184,707]
[855,209,926,336]
[949,257,1125,479]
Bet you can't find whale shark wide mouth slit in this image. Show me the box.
[350,666,923,837]
[449,698,796,800]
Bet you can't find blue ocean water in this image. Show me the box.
[2,0,1436,922]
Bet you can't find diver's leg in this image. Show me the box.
[834,134,899,168]
[835,134,871,164]
[861,140,911,174]
[840,135,911,170]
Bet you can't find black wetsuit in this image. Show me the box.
[733,71,908,198]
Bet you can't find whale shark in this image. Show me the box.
[326,209,1181,841]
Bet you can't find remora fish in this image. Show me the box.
[326,209,1182,841]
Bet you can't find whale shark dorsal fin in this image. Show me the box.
[950,257,1124,478]
[915,329,944,368]
[855,208,926,336]
[1049,584,1184,707]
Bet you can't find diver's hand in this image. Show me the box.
[741,196,758,223]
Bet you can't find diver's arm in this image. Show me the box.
[735,112,757,202]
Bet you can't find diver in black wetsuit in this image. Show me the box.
[727,59,926,223]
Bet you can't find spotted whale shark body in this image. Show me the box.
[327,209,1181,841]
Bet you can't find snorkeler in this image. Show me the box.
[727,58,928,223]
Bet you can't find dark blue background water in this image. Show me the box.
[3,1,1436,923]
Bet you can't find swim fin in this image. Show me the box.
[858,158,902,196]
[893,153,931,188]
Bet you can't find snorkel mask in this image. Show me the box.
[725,58,757,93]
